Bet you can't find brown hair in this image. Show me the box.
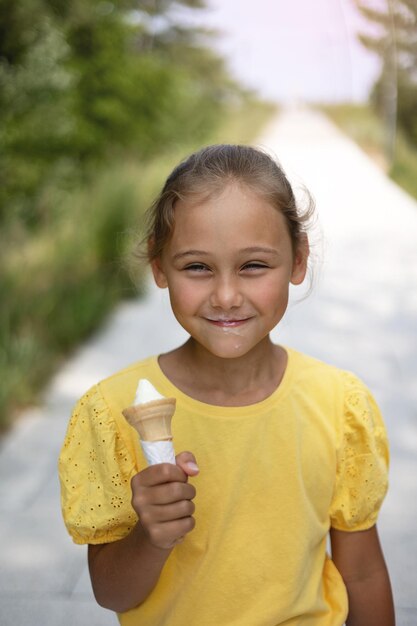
[142,144,314,262]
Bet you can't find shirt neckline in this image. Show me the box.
[146,346,295,417]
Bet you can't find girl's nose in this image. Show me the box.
[209,275,244,310]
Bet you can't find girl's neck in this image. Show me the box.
[158,337,287,406]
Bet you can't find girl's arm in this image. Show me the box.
[88,522,173,613]
[330,525,395,626]
[88,452,199,613]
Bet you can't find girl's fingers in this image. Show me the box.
[131,452,199,496]
[143,499,195,524]
[175,451,200,477]
[132,481,196,514]
[146,517,196,550]
[130,453,198,540]
[145,481,196,505]
[134,462,188,489]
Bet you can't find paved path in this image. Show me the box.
[1,107,416,625]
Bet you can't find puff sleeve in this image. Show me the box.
[329,372,389,531]
[59,385,138,544]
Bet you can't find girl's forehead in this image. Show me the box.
[169,183,290,246]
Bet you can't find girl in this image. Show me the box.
[59,145,395,625]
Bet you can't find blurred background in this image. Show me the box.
[1,1,417,624]
[0,0,417,428]
[1,0,416,432]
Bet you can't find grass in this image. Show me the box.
[321,103,417,202]
[0,96,277,430]
[390,136,417,200]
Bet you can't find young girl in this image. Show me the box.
[59,145,395,625]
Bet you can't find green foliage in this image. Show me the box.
[0,0,241,227]
[356,0,417,150]
[0,164,144,427]
[394,72,417,144]
[389,131,417,199]
[0,11,75,224]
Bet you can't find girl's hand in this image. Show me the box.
[131,451,199,550]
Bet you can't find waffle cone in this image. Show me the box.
[122,398,176,442]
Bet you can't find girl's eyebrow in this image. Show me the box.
[241,246,279,256]
[172,250,209,261]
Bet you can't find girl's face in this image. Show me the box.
[151,182,308,360]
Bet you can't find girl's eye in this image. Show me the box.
[184,263,210,273]
[241,262,268,271]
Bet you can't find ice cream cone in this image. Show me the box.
[122,397,176,442]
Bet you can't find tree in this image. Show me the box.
[355,0,417,160]
[0,0,75,224]
[0,0,242,225]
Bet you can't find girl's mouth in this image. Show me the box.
[205,317,252,328]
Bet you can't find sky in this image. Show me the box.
[183,0,385,104]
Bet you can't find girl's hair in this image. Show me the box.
[142,144,315,262]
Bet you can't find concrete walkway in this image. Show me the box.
[1,107,416,625]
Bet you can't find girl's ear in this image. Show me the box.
[290,234,309,285]
[151,256,168,288]
[148,237,168,288]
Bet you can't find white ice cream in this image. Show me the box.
[134,378,164,406]
[131,378,176,466]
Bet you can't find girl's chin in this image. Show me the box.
[191,337,256,360]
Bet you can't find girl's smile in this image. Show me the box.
[205,317,253,327]
[151,181,308,361]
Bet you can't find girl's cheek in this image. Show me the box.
[171,278,205,304]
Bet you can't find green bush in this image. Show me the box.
[0,165,144,427]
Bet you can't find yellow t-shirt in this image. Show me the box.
[59,348,389,626]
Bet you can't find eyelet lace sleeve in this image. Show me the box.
[329,372,389,531]
[59,385,138,544]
